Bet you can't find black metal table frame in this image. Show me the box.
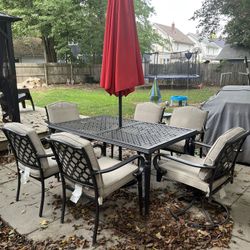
[48,115,197,215]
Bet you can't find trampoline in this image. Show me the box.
[143,51,200,88]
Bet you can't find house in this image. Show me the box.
[152,23,194,64]
[216,44,250,61]
[187,33,222,62]
[13,37,45,63]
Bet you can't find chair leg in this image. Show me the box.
[137,175,143,215]
[30,98,35,111]
[16,171,21,201]
[39,179,45,217]
[111,144,114,158]
[199,147,203,158]
[92,200,100,245]
[61,179,67,223]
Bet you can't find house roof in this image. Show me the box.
[154,23,194,45]
[0,12,21,22]
[187,33,221,49]
[216,44,250,61]
[13,37,44,58]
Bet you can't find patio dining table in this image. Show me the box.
[48,115,197,215]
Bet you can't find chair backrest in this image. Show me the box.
[200,127,249,181]
[170,106,208,133]
[45,101,80,124]
[49,132,103,192]
[2,123,48,170]
[134,102,164,123]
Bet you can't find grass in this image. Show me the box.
[31,85,219,118]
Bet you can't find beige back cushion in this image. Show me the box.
[3,122,49,169]
[203,127,246,167]
[46,101,80,123]
[170,106,208,132]
[50,132,103,188]
[134,102,164,123]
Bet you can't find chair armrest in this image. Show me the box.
[193,141,212,148]
[153,153,214,169]
[94,155,145,175]
[37,153,54,159]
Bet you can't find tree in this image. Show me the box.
[0,0,166,63]
[192,0,250,48]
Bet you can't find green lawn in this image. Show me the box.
[31,85,219,118]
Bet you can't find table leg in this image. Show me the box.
[119,146,122,160]
[144,153,151,216]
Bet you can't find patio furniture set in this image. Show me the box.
[2,101,249,245]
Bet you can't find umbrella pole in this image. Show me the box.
[119,91,122,128]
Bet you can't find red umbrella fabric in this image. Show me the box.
[100,0,144,97]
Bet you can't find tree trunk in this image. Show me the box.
[42,36,57,63]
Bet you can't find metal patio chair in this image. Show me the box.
[153,127,249,228]
[2,122,59,217]
[45,101,80,125]
[166,106,208,157]
[48,132,144,245]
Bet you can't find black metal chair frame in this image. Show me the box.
[2,127,57,217]
[18,88,35,111]
[153,130,250,228]
[48,137,144,245]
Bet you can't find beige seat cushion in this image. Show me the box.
[204,127,246,167]
[158,154,228,195]
[3,122,50,169]
[134,102,164,123]
[19,156,59,178]
[165,140,186,153]
[46,101,80,124]
[169,106,208,132]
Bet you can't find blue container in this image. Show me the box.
[170,95,188,106]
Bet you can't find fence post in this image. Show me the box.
[44,63,48,85]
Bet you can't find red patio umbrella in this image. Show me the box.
[100,0,144,127]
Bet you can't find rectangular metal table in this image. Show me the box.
[48,115,197,214]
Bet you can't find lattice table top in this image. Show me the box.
[49,115,197,154]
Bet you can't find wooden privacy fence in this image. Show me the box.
[15,63,102,84]
[16,61,249,86]
[146,61,249,86]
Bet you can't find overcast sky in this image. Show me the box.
[150,0,203,34]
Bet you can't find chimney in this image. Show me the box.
[171,22,175,32]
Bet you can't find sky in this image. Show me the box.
[150,0,203,34]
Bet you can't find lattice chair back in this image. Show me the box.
[49,132,102,195]
[202,127,249,183]
[45,101,80,124]
[134,102,165,123]
[2,123,49,170]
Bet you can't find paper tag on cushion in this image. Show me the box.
[70,184,82,203]
[98,197,103,205]
[20,167,30,184]
[219,188,226,199]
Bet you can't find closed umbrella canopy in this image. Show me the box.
[100,0,144,126]
[150,77,162,103]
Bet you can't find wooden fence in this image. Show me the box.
[15,63,102,84]
[15,61,249,86]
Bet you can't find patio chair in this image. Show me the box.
[153,127,249,228]
[45,101,80,125]
[111,102,165,158]
[18,88,35,111]
[48,132,144,245]
[2,122,59,217]
[134,102,165,123]
[166,106,208,157]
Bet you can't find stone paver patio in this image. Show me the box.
[0,106,250,248]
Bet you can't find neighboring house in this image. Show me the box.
[187,33,222,61]
[216,44,250,61]
[13,37,45,63]
[152,23,194,64]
